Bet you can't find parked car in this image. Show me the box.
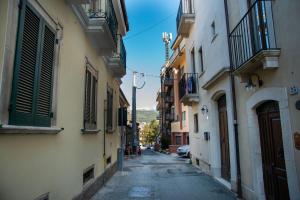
[177,145,191,157]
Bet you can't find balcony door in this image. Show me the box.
[248,0,273,52]
[218,95,231,181]
[256,101,290,200]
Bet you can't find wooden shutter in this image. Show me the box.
[84,70,92,129]
[91,76,97,127]
[84,65,98,130]
[106,88,113,130]
[35,25,56,126]
[9,1,55,127]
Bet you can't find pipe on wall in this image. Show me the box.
[223,0,242,197]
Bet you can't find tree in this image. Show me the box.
[140,120,159,145]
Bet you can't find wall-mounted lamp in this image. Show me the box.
[245,74,263,92]
[201,105,209,120]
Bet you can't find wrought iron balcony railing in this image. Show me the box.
[176,0,195,33]
[163,77,174,86]
[229,0,277,71]
[119,37,126,70]
[82,0,118,45]
[165,112,175,121]
[165,96,174,103]
[179,73,198,100]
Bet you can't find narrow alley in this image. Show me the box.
[92,150,236,200]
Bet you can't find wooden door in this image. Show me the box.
[257,101,290,200]
[218,95,231,181]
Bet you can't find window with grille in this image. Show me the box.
[9,0,56,127]
[83,165,94,185]
[106,86,113,131]
[84,63,98,130]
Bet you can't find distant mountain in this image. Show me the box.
[130,109,158,123]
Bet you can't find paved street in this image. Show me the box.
[92,150,236,200]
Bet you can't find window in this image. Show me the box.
[83,165,94,185]
[194,114,198,133]
[182,111,186,127]
[106,86,114,131]
[84,63,98,130]
[9,1,56,127]
[191,48,196,73]
[176,135,181,145]
[198,47,204,73]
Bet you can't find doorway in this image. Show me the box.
[218,95,231,181]
[256,101,290,200]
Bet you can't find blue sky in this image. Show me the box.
[121,0,180,110]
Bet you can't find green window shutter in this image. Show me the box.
[84,70,92,129]
[10,2,41,126]
[35,25,56,127]
[9,1,55,127]
[106,88,113,129]
[91,76,97,128]
[84,68,97,130]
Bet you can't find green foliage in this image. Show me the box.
[136,110,158,123]
[140,120,160,145]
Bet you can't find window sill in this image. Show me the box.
[0,125,63,134]
[81,129,101,134]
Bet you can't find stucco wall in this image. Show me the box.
[227,0,300,199]
[0,0,122,199]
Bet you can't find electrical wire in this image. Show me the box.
[124,12,176,41]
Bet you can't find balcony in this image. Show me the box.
[165,112,175,121]
[162,77,174,87]
[176,0,195,36]
[105,35,126,77]
[165,96,174,104]
[229,0,280,75]
[179,73,199,106]
[69,0,118,55]
[156,102,162,111]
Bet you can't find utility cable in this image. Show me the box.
[124,12,176,41]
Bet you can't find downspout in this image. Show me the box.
[223,0,242,198]
[103,100,107,165]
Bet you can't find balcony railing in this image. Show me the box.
[81,0,118,45]
[119,37,126,70]
[179,73,199,105]
[163,77,174,86]
[165,96,174,103]
[229,0,279,72]
[176,0,195,35]
[165,112,175,121]
[105,35,127,77]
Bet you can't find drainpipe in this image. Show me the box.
[224,0,242,198]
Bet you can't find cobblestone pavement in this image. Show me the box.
[91,150,236,200]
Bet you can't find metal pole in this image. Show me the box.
[131,71,137,154]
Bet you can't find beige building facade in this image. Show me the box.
[169,0,300,199]
[0,0,128,199]
[226,0,300,199]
